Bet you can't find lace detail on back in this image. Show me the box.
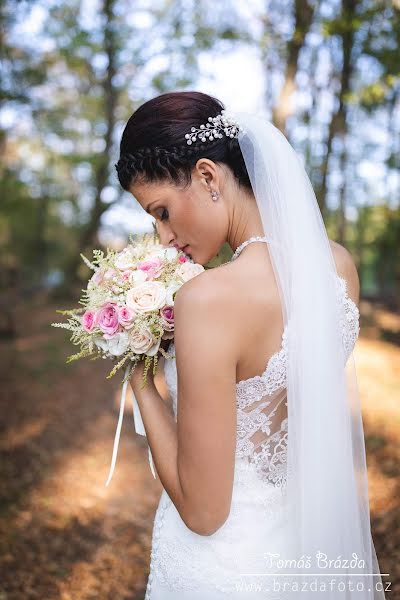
[336,275,360,360]
[163,273,360,493]
[153,274,361,597]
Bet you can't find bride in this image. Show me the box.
[114,91,387,599]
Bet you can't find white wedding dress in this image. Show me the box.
[143,269,360,599]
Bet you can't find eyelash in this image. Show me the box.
[160,209,169,222]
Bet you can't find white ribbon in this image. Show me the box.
[105,364,157,486]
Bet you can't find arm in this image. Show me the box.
[130,276,237,536]
[154,355,174,413]
[331,240,360,308]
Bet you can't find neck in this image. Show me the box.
[221,175,265,252]
[227,200,265,253]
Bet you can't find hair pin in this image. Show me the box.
[184,109,244,145]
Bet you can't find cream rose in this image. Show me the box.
[176,262,205,283]
[126,281,167,313]
[129,325,161,356]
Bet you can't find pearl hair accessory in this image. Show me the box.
[184,109,244,145]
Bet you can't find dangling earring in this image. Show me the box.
[211,190,219,202]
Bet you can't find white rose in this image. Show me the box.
[126,281,166,313]
[107,331,130,356]
[166,281,181,305]
[151,246,179,261]
[115,248,136,270]
[176,262,205,283]
[129,325,161,356]
[93,336,109,353]
[93,332,130,356]
[129,269,147,285]
[164,247,179,260]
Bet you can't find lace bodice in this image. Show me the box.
[163,274,360,493]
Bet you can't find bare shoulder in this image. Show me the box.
[174,267,234,322]
[174,265,234,307]
[173,267,239,358]
[328,239,360,308]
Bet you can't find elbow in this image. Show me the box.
[182,507,230,537]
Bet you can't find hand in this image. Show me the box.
[130,338,173,392]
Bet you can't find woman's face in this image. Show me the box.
[129,164,228,265]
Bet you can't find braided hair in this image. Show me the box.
[115,91,252,193]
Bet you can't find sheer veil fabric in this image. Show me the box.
[232,112,386,599]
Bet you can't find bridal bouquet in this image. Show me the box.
[51,232,205,388]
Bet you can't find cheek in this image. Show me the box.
[174,200,197,228]
[184,206,208,236]
[173,193,210,235]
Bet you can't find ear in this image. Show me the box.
[194,158,219,191]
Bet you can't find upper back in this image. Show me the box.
[207,238,360,384]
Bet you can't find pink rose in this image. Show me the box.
[95,302,119,335]
[160,305,174,339]
[82,310,96,332]
[136,258,163,281]
[178,255,188,263]
[121,270,133,282]
[117,305,136,329]
[160,305,174,328]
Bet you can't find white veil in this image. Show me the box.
[232,111,386,599]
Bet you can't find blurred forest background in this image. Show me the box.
[1,0,399,599]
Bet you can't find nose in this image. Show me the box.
[156,222,176,248]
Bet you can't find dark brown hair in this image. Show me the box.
[115,91,252,192]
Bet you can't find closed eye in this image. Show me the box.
[160,209,169,222]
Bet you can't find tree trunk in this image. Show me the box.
[317,0,357,221]
[61,0,119,291]
[337,142,348,245]
[272,0,315,135]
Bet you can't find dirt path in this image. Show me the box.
[0,296,398,599]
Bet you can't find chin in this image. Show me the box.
[185,247,207,266]
[188,252,202,265]
[184,247,194,261]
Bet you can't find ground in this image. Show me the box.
[0,293,398,599]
